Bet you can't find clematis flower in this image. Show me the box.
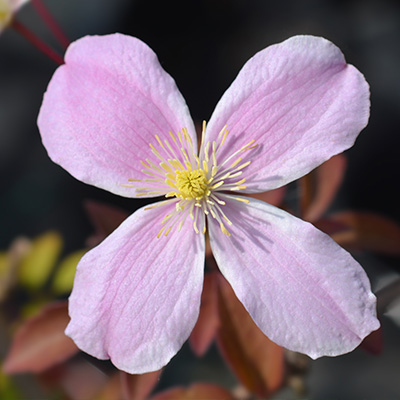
[37,33,380,373]
[0,0,29,33]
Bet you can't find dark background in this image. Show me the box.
[1,0,400,398]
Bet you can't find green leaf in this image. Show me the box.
[0,238,31,301]
[52,249,87,295]
[0,371,21,400]
[18,231,63,290]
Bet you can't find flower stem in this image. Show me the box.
[31,0,69,49]
[12,20,64,65]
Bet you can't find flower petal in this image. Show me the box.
[11,0,29,11]
[38,33,195,197]
[65,201,205,373]
[208,195,379,359]
[206,35,369,192]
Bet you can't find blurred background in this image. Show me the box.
[1,0,400,399]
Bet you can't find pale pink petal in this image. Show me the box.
[38,34,195,197]
[206,35,369,192]
[208,196,379,359]
[66,201,205,373]
[11,0,29,11]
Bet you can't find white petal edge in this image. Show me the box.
[66,200,205,373]
[208,195,380,358]
[205,35,370,192]
[38,33,195,198]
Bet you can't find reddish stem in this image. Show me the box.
[31,0,69,49]
[12,20,64,65]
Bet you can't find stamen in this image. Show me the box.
[140,160,151,169]
[212,141,217,168]
[147,159,164,172]
[200,120,207,151]
[164,139,179,160]
[219,128,229,147]
[236,161,251,170]
[170,159,185,171]
[232,197,250,204]
[220,222,231,236]
[160,162,173,173]
[229,185,247,191]
[204,142,210,163]
[144,200,172,210]
[225,171,243,179]
[230,157,242,169]
[149,143,164,161]
[136,191,163,196]
[157,226,166,238]
[141,170,157,177]
[155,134,167,153]
[125,124,257,237]
[193,206,200,233]
[161,214,173,224]
[210,181,224,190]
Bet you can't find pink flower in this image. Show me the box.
[0,0,29,33]
[38,33,380,373]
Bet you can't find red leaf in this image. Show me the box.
[216,275,284,397]
[84,200,129,246]
[359,326,383,355]
[40,360,119,400]
[247,186,286,207]
[98,373,124,400]
[189,272,219,356]
[149,384,235,400]
[329,211,400,255]
[313,217,350,236]
[3,302,78,373]
[302,154,347,222]
[121,370,162,400]
[58,358,110,400]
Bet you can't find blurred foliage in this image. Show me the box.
[51,249,87,295]
[0,370,21,400]
[2,0,400,399]
[18,231,62,290]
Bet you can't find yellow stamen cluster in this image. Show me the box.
[175,169,208,200]
[124,121,257,238]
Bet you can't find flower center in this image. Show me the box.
[124,122,257,238]
[176,169,208,200]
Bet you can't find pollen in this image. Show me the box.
[176,169,208,200]
[125,122,258,237]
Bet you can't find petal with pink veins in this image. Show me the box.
[206,35,369,192]
[208,195,379,359]
[38,33,195,198]
[66,200,205,373]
